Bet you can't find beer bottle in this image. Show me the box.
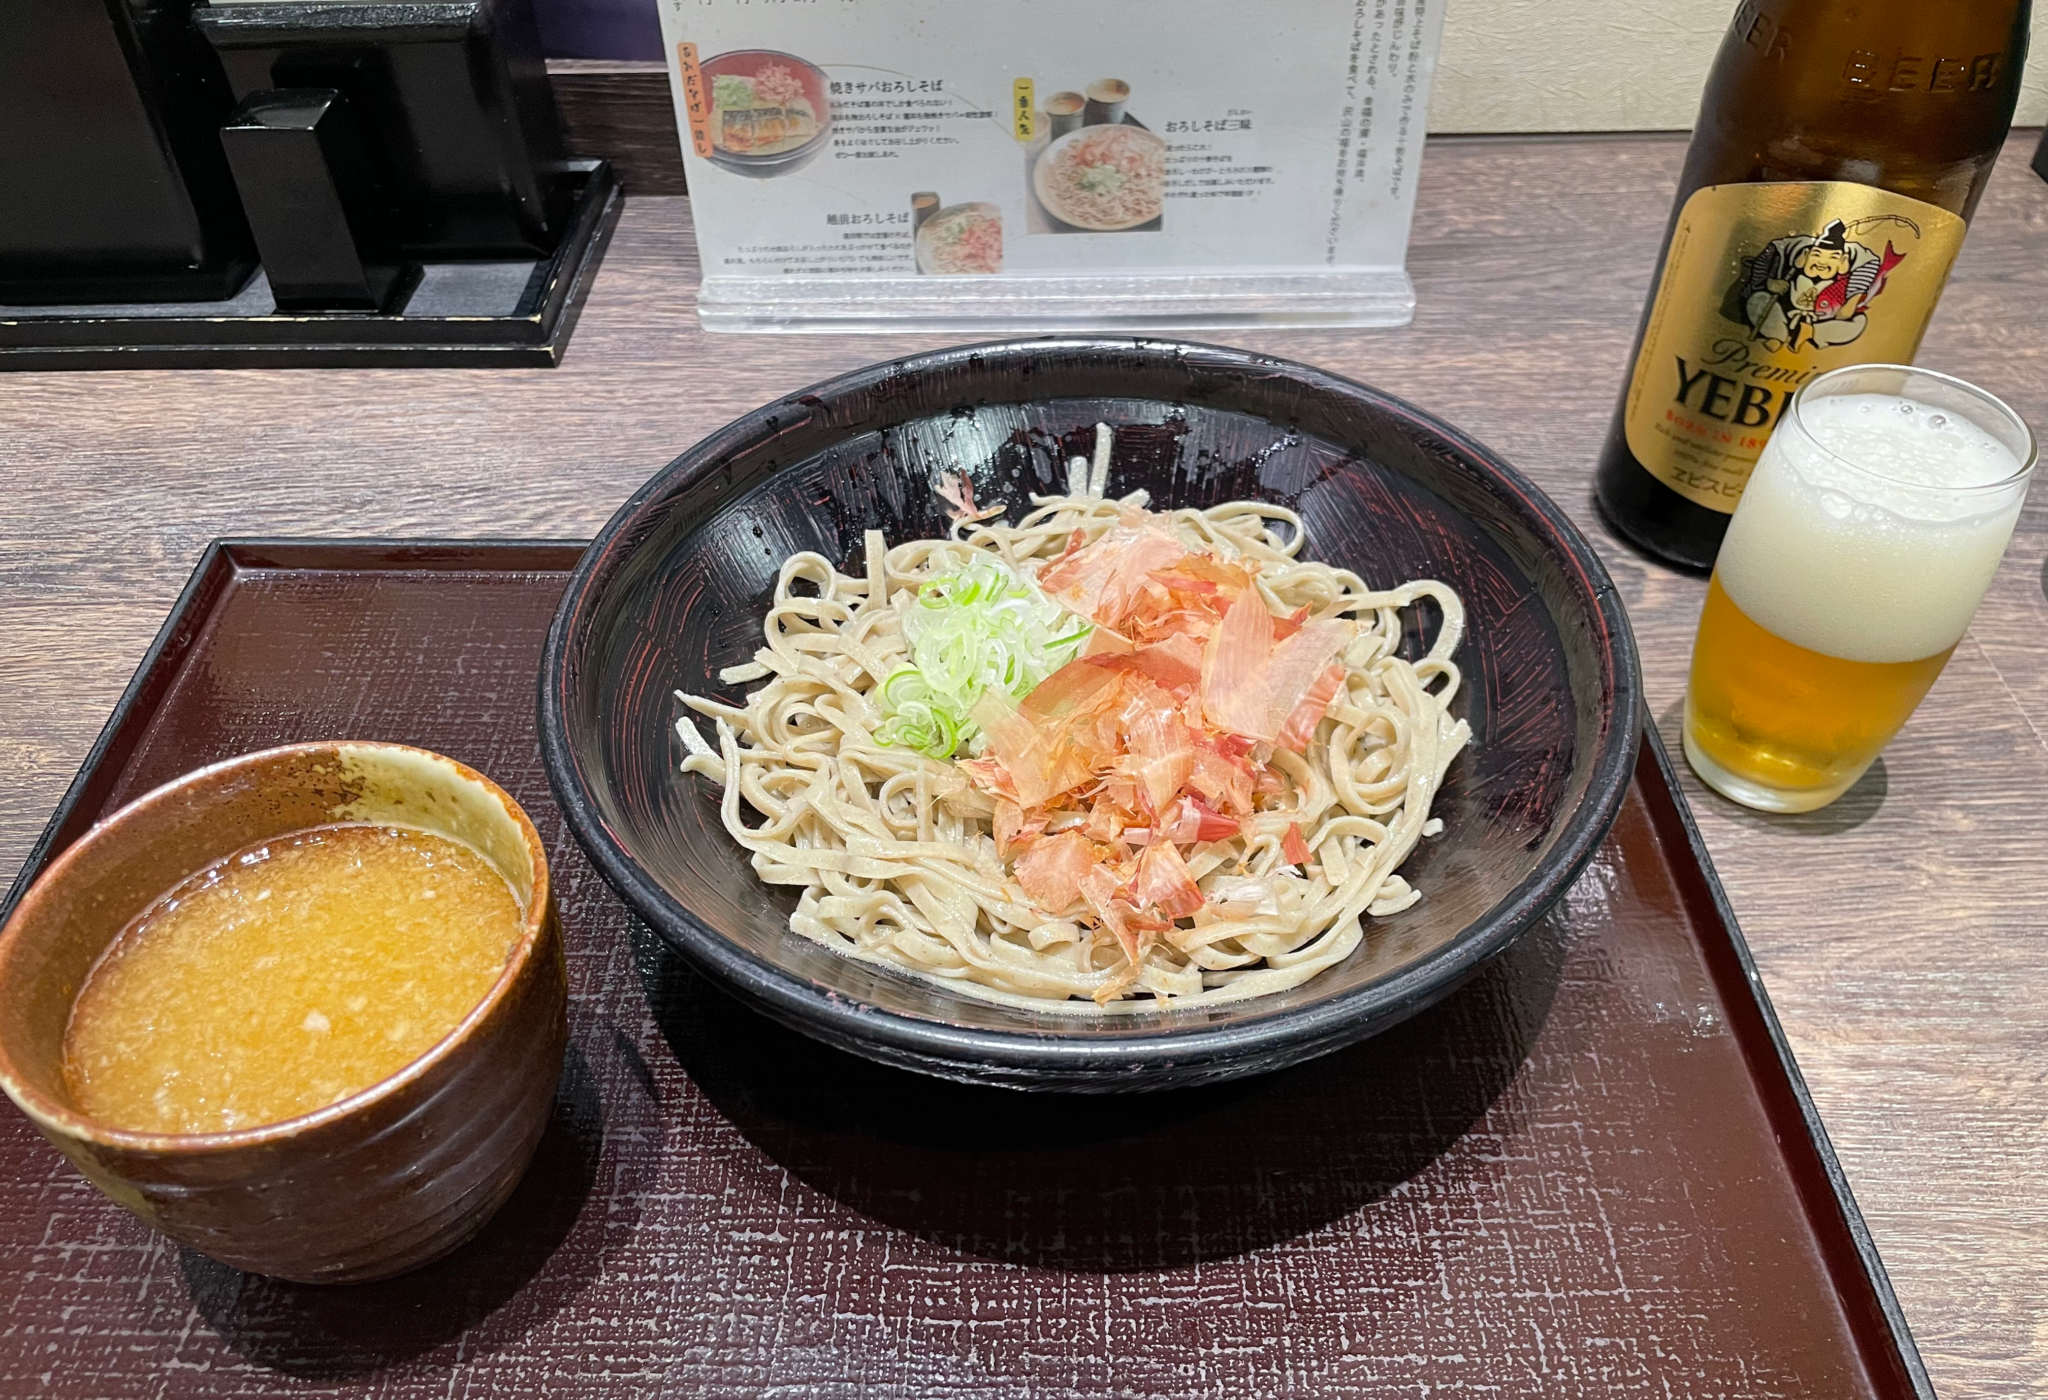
[1594,0,2031,571]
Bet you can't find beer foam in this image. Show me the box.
[1717,392,2028,664]
[1788,394,2021,495]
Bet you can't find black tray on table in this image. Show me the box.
[0,540,1934,1398]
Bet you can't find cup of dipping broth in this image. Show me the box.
[0,743,565,1284]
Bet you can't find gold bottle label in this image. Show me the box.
[1623,181,1966,512]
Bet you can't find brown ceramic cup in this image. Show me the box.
[1045,91,1086,139]
[1083,78,1130,127]
[0,742,566,1284]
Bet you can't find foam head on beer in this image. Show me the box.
[1719,390,2027,666]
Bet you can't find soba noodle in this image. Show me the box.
[674,452,1469,1012]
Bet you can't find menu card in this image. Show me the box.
[656,0,1446,331]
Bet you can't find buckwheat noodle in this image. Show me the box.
[674,468,1469,1012]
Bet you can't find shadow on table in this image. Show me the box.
[636,910,1566,1274]
[180,1043,619,1380]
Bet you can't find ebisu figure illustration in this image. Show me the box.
[1730,217,1909,354]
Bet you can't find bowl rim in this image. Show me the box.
[538,336,1643,1078]
[0,740,555,1153]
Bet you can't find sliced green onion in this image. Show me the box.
[874,556,1090,759]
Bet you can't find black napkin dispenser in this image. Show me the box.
[194,0,572,262]
[0,0,255,305]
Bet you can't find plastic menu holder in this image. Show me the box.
[655,0,1447,332]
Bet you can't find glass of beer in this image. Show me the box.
[1684,365,2036,812]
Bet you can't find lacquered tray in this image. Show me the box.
[0,541,1931,1399]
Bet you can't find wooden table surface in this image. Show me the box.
[3,131,2046,1397]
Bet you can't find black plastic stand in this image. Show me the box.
[0,160,619,371]
[221,89,411,313]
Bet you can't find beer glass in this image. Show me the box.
[1684,365,2037,813]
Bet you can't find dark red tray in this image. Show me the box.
[0,541,1931,1399]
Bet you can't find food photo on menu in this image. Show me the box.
[696,48,834,177]
[2,0,2045,1394]
[1024,78,1168,234]
[911,193,1004,274]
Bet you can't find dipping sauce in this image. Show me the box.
[63,824,523,1135]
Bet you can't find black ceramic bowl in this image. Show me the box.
[540,338,1642,1091]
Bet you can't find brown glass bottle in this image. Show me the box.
[1594,0,2031,571]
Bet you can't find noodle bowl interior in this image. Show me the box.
[676,431,1468,1011]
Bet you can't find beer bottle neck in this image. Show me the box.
[1682,0,2032,218]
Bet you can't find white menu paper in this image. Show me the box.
[656,0,1446,331]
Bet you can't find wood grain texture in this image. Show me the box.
[1,130,2045,1395]
[548,61,687,196]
